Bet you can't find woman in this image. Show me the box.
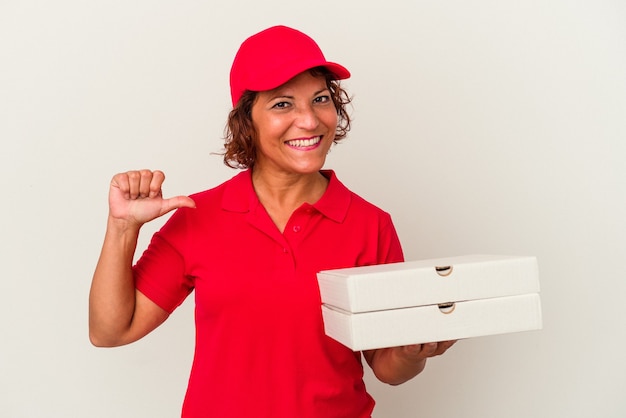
[89,25,455,417]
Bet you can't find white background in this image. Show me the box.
[1,1,625,417]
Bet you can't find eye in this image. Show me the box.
[271,101,290,109]
[313,95,331,104]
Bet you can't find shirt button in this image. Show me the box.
[292,225,301,233]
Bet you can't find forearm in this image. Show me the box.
[89,217,141,346]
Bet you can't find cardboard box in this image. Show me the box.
[317,255,542,351]
[318,254,539,313]
[322,293,542,351]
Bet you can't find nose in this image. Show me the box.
[294,104,320,131]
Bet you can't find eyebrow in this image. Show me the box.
[266,88,330,103]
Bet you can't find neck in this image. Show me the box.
[251,169,329,232]
[252,169,327,206]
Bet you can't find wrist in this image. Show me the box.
[106,215,142,238]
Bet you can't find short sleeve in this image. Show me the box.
[377,213,405,264]
[133,210,195,313]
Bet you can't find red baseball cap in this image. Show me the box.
[229,25,351,106]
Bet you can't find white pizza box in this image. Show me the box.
[317,254,539,313]
[321,293,543,351]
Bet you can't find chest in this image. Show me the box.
[183,205,383,321]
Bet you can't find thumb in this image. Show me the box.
[160,195,196,216]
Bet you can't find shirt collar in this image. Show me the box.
[221,169,258,213]
[221,169,351,224]
[313,170,351,223]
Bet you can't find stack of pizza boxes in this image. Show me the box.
[317,255,542,351]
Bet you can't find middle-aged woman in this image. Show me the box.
[89,25,456,417]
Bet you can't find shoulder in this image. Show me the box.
[158,171,251,237]
[188,170,252,208]
[322,170,394,223]
[160,171,251,232]
[348,190,395,231]
[349,188,390,214]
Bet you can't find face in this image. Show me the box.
[250,71,338,176]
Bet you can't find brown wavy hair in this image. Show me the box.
[222,67,353,169]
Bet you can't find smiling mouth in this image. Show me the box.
[285,136,322,148]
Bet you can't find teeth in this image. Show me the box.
[288,136,320,147]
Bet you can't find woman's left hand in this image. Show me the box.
[395,340,457,362]
[363,340,457,386]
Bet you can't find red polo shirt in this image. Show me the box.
[134,169,404,418]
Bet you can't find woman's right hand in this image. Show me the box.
[108,169,196,227]
[90,169,190,347]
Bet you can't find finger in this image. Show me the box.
[420,342,438,357]
[423,340,456,358]
[138,169,154,198]
[401,344,422,357]
[149,170,166,198]
[160,195,196,216]
[434,340,457,356]
[126,171,142,199]
[111,172,132,199]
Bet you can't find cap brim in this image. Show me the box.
[323,62,351,81]
[248,60,351,93]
